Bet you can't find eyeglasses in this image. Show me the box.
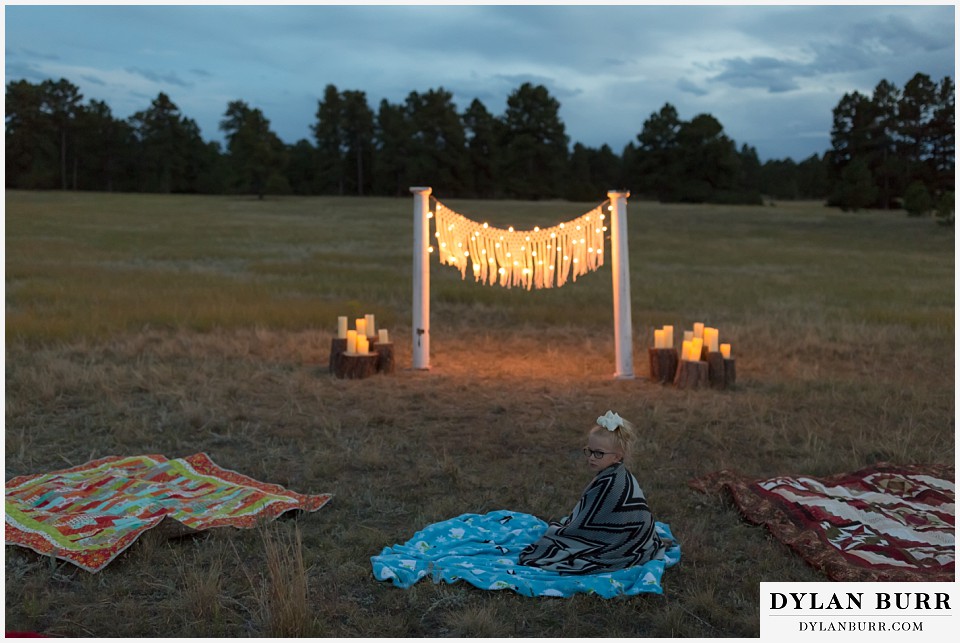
[583,447,617,459]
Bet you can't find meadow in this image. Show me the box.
[4,189,955,637]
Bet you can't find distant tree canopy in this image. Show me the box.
[5,74,953,211]
[827,72,954,212]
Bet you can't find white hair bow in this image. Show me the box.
[596,410,624,431]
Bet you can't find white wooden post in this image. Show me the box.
[608,190,634,379]
[411,186,432,369]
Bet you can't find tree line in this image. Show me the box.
[827,73,954,215]
[5,74,953,214]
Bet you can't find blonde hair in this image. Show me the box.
[590,414,636,459]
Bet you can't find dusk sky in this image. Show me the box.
[4,2,955,162]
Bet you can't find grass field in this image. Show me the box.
[4,189,955,637]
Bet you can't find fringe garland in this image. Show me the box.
[431,199,609,290]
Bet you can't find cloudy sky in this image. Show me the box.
[4,2,955,161]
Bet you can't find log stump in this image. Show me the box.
[674,359,709,389]
[705,351,726,389]
[723,358,736,388]
[648,347,679,384]
[375,342,395,374]
[328,338,348,373]
[334,352,379,379]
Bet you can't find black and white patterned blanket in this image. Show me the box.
[519,462,665,574]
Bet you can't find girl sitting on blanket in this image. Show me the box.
[518,410,665,574]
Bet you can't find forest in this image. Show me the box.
[4,73,954,214]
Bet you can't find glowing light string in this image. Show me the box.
[430,199,610,290]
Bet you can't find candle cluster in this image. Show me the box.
[654,322,733,361]
[653,325,674,349]
[337,314,390,354]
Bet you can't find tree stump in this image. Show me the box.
[375,342,395,374]
[648,348,679,384]
[723,358,736,388]
[328,338,348,373]
[674,359,709,389]
[705,351,726,389]
[334,353,379,379]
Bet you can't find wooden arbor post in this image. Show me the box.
[608,190,634,379]
[411,186,432,370]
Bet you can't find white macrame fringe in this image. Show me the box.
[431,199,609,290]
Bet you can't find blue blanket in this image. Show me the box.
[371,510,681,598]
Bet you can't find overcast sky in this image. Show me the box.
[4,3,955,162]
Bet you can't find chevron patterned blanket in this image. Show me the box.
[690,463,954,582]
[5,453,332,572]
[518,462,664,574]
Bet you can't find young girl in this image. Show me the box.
[518,410,664,574]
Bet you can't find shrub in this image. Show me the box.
[934,191,954,219]
[902,181,933,217]
[833,159,877,212]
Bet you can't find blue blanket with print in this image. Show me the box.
[371,510,680,598]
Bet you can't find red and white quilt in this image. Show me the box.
[690,463,954,582]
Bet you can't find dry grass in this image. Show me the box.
[244,522,319,637]
[4,190,955,637]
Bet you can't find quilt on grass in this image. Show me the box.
[689,463,954,582]
[5,453,332,572]
[371,510,681,598]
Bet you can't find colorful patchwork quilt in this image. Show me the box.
[690,463,954,582]
[371,510,681,598]
[5,453,332,572]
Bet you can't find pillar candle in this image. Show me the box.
[346,330,357,354]
[365,314,376,337]
[720,343,731,359]
[378,328,389,344]
[704,327,719,353]
[654,329,664,349]
[690,337,703,360]
[357,335,369,354]
[663,325,674,348]
[683,330,693,343]
[693,322,704,339]
[337,316,347,339]
[356,318,367,337]
[681,340,693,361]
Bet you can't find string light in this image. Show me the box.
[431,198,608,289]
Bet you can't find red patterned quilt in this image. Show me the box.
[5,453,332,572]
[690,463,954,582]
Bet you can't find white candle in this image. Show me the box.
[365,314,376,337]
[720,343,731,359]
[356,318,367,337]
[690,337,703,361]
[654,329,664,349]
[683,330,693,343]
[346,330,357,354]
[663,325,673,348]
[704,327,719,353]
[378,328,389,344]
[357,335,369,354]
[681,340,692,361]
[337,316,347,339]
[693,322,704,339]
